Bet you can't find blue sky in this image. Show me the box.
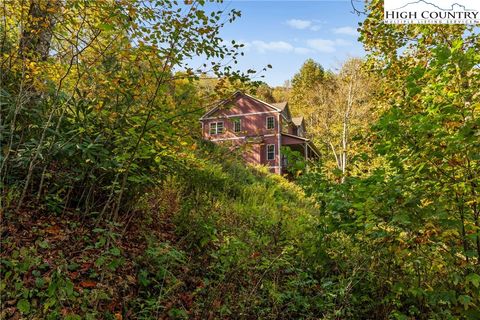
[194,0,366,86]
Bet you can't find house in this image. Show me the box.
[199,91,320,174]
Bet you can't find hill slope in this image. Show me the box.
[1,143,321,319]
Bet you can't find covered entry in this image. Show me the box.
[281,133,320,173]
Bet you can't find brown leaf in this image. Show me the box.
[6,299,16,306]
[10,311,21,320]
[79,280,97,288]
[250,252,260,259]
[180,292,193,307]
[115,313,123,320]
[46,225,61,234]
[107,301,117,311]
[212,299,221,309]
[80,262,92,272]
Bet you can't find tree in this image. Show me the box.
[324,59,376,181]
[361,0,479,266]
[255,82,275,103]
[288,58,377,181]
[289,59,325,116]
[1,0,251,216]
[291,59,324,92]
[299,4,480,316]
[290,59,325,114]
[271,85,290,103]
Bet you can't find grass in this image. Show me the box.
[1,143,321,319]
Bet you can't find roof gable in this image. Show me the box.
[271,102,287,111]
[292,117,304,127]
[200,91,281,120]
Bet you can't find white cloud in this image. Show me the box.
[306,38,352,53]
[286,19,312,29]
[333,26,358,36]
[250,40,294,53]
[286,19,322,31]
[306,39,336,53]
[245,41,312,55]
[334,39,351,46]
[243,38,351,55]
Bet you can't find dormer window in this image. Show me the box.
[210,122,224,135]
[266,116,275,130]
[297,126,303,137]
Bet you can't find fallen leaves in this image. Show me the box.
[45,225,61,235]
[79,280,97,288]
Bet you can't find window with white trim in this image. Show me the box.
[209,122,224,135]
[233,119,241,133]
[267,144,275,161]
[266,116,275,130]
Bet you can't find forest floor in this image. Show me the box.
[1,195,207,319]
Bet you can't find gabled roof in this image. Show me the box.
[271,102,288,111]
[292,117,304,127]
[273,101,293,122]
[199,91,240,120]
[242,92,284,112]
[199,91,282,120]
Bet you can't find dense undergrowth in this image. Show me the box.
[3,143,479,319]
[1,144,323,319]
[2,0,479,319]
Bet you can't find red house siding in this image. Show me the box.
[201,94,282,173]
[200,92,320,174]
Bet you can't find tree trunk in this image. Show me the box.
[19,0,60,61]
[341,74,355,183]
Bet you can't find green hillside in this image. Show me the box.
[1,0,479,319]
[2,144,323,319]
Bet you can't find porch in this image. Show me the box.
[281,133,320,173]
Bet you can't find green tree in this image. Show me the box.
[300,2,479,319]
[255,82,275,103]
[361,0,479,266]
[0,0,250,217]
[289,59,325,115]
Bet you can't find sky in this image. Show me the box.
[192,0,367,87]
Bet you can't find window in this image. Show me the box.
[267,144,275,161]
[297,127,304,137]
[266,116,275,130]
[233,119,241,133]
[210,122,224,135]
